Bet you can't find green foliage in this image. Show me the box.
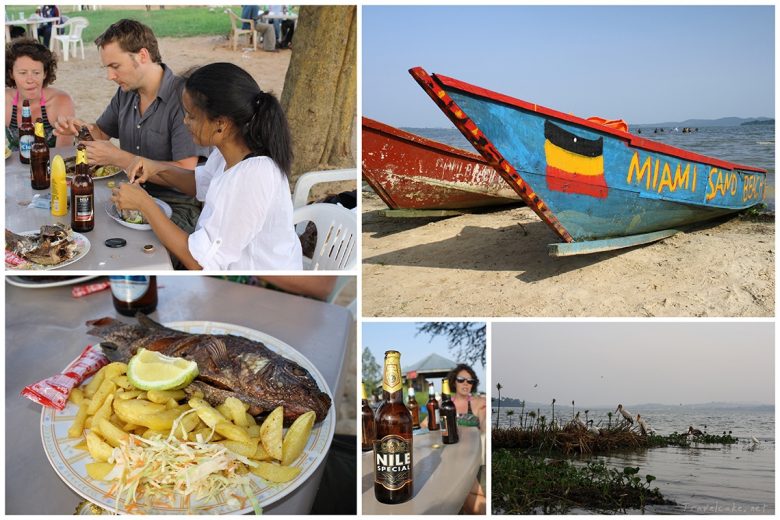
[492,450,674,514]
[416,322,486,367]
[6,6,239,42]
[361,347,382,396]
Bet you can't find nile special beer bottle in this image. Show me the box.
[361,382,376,452]
[426,382,440,431]
[439,379,459,444]
[109,276,158,316]
[18,99,35,164]
[407,380,421,430]
[374,350,413,504]
[70,144,94,232]
[30,119,50,190]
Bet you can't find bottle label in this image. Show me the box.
[374,435,413,491]
[73,194,93,221]
[19,135,34,159]
[110,276,150,302]
[382,355,402,393]
[434,409,440,425]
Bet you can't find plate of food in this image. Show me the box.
[39,316,335,515]
[65,156,124,180]
[105,199,172,230]
[6,275,98,288]
[5,225,90,270]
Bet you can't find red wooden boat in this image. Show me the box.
[362,117,521,210]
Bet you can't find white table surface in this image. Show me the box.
[5,275,353,514]
[4,16,59,40]
[5,147,173,270]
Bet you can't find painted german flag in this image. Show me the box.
[543,120,607,198]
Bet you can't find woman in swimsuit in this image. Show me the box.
[446,363,487,514]
[5,38,74,150]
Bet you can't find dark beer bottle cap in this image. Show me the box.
[104,238,127,248]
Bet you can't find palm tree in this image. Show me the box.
[519,400,526,429]
[495,382,503,428]
[528,410,537,430]
[506,410,515,428]
[608,411,613,429]
[571,400,575,420]
[551,398,556,430]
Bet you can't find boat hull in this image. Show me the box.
[409,68,767,243]
[362,117,520,210]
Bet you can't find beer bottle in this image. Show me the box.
[30,118,50,190]
[439,379,459,444]
[426,382,440,431]
[109,276,158,316]
[374,350,413,504]
[361,383,376,452]
[78,125,94,142]
[18,99,35,164]
[406,380,421,430]
[70,144,94,232]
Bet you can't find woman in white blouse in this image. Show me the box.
[111,62,302,270]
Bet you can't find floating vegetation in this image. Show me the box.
[493,425,739,455]
[493,449,675,514]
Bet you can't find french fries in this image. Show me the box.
[68,361,320,490]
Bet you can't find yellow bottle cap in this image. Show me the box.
[34,121,45,138]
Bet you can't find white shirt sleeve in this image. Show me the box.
[194,150,221,202]
[188,157,280,270]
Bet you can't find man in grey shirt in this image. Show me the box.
[54,19,204,233]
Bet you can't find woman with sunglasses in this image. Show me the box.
[447,364,487,430]
[446,363,487,515]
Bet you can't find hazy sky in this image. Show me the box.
[363,6,775,127]
[492,322,774,406]
[363,321,486,394]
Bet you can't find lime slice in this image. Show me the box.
[126,348,199,391]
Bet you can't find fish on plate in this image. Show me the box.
[86,314,332,424]
[6,224,78,266]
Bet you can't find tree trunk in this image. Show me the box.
[281,6,356,182]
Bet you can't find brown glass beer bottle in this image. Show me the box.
[30,118,50,190]
[406,380,421,430]
[426,382,440,431]
[374,350,413,504]
[109,276,158,316]
[70,144,94,232]
[18,99,35,164]
[362,383,377,452]
[439,379,459,444]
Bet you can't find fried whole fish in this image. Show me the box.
[86,314,332,424]
[6,224,78,265]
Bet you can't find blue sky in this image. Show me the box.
[363,6,775,127]
[492,322,774,407]
[362,322,486,394]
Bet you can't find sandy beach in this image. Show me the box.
[362,190,775,317]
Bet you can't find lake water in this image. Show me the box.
[403,125,775,212]
[493,405,775,514]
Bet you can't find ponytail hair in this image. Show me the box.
[184,62,293,176]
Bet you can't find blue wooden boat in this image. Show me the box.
[409,67,768,255]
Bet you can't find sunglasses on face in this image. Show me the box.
[456,377,476,385]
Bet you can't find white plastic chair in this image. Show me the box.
[327,276,356,318]
[292,168,357,209]
[50,17,88,62]
[226,9,256,51]
[293,203,357,271]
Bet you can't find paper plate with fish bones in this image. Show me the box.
[6,230,90,270]
[40,321,336,514]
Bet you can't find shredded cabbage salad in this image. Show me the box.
[104,410,262,514]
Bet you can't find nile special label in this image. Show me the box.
[73,195,93,221]
[374,435,413,491]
